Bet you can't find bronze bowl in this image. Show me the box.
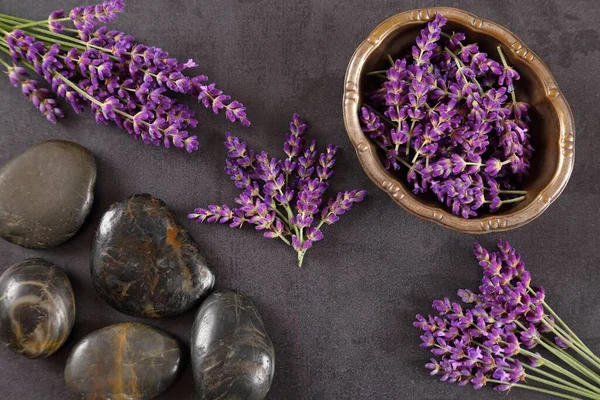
[343,7,575,233]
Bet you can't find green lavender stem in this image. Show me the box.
[542,299,600,365]
[477,339,600,397]
[515,320,600,386]
[476,340,600,396]
[545,321,600,372]
[488,379,588,400]
[0,13,30,23]
[523,364,600,399]
[526,374,600,400]
[0,48,10,68]
[483,187,528,195]
[366,69,388,76]
[502,195,526,204]
[520,348,600,395]
[12,17,70,30]
[538,336,600,386]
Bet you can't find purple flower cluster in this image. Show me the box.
[70,0,125,38]
[188,114,366,267]
[0,0,249,152]
[360,14,533,218]
[414,241,585,394]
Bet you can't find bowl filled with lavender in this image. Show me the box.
[343,7,574,233]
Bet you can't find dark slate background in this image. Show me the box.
[0,0,598,399]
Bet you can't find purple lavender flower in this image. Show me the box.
[0,1,250,152]
[189,115,366,267]
[413,14,447,65]
[192,78,251,126]
[320,190,366,226]
[70,0,125,36]
[415,241,599,397]
[19,79,64,123]
[48,10,65,33]
[499,64,520,92]
[5,63,28,86]
[359,13,532,218]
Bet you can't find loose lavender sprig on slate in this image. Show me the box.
[415,241,600,399]
[0,0,249,152]
[188,114,366,267]
[360,14,533,218]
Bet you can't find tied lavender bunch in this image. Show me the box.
[415,241,600,399]
[0,0,249,152]
[188,114,366,267]
[360,14,533,218]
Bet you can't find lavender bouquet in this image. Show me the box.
[360,14,533,218]
[188,114,366,267]
[415,241,600,399]
[0,0,249,152]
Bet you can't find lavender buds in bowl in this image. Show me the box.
[343,8,575,233]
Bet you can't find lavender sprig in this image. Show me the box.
[188,114,366,267]
[359,13,533,218]
[0,0,250,152]
[415,241,600,399]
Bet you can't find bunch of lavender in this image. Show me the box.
[415,241,600,399]
[188,114,366,267]
[360,14,533,218]
[0,0,249,152]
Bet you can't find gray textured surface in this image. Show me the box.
[0,0,598,399]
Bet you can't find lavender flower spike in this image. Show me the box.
[189,115,366,267]
[70,0,125,35]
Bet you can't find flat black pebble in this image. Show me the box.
[0,140,96,248]
[0,258,75,358]
[91,193,215,318]
[192,290,275,400]
[65,322,182,400]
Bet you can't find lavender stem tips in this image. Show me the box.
[188,114,366,267]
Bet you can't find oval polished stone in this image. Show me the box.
[65,322,182,400]
[192,290,275,400]
[91,193,215,318]
[0,258,75,358]
[0,140,96,248]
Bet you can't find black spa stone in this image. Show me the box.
[0,140,96,248]
[91,193,215,318]
[191,290,275,400]
[64,322,182,400]
[0,258,75,358]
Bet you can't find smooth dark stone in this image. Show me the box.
[65,322,182,400]
[91,193,215,318]
[191,290,275,400]
[0,140,96,248]
[0,258,75,358]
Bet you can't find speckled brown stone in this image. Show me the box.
[91,193,215,318]
[0,258,75,358]
[64,322,182,400]
[0,140,96,248]
[191,290,275,400]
